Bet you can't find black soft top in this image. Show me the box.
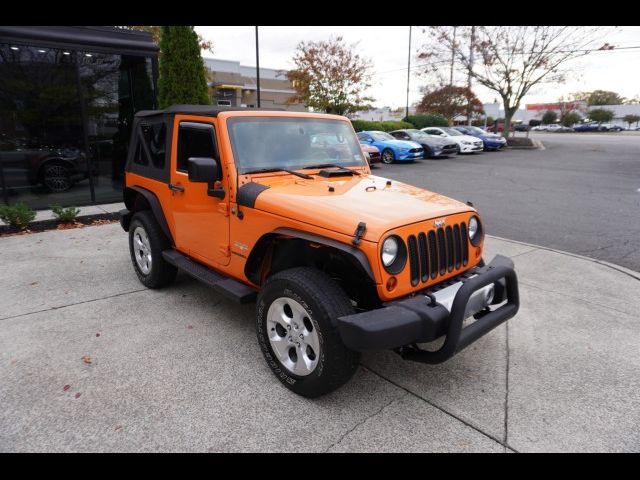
[135,104,285,118]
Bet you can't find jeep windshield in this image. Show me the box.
[227,117,367,174]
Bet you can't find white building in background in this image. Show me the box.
[350,106,416,122]
[351,107,397,121]
[484,100,640,127]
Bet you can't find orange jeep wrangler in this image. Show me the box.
[120,105,519,397]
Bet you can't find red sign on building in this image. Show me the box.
[526,102,586,111]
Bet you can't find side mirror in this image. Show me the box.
[188,157,218,183]
[187,157,225,199]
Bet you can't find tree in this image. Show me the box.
[588,108,614,125]
[623,114,640,129]
[286,36,374,116]
[157,26,210,109]
[117,26,213,53]
[419,26,607,137]
[404,114,449,128]
[587,90,625,106]
[561,111,581,127]
[542,110,558,125]
[416,86,484,124]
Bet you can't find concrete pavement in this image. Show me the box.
[1,223,639,452]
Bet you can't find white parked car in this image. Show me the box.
[598,123,624,132]
[544,124,574,132]
[421,127,484,153]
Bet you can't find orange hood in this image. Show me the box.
[249,173,474,242]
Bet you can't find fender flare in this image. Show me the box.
[245,227,376,284]
[126,186,174,246]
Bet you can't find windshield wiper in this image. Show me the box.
[302,163,361,175]
[243,167,313,179]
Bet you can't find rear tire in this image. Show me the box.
[128,210,177,289]
[256,267,360,397]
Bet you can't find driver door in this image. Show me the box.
[169,118,230,266]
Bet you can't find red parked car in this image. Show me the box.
[360,143,381,164]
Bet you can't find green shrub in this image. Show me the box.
[351,119,414,132]
[0,202,36,228]
[51,205,81,223]
[403,114,449,129]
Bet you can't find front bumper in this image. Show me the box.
[336,255,519,364]
[459,143,484,153]
[484,140,506,150]
[429,146,458,157]
[397,150,424,161]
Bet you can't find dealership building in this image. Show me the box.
[205,58,306,111]
[0,26,159,210]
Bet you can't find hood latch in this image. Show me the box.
[352,222,367,246]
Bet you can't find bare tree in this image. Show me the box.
[418,26,609,137]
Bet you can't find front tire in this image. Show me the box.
[256,267,360,398]
[381,148,395,164]
[128,210,177,289]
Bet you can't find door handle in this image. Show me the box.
[168,183,185,192]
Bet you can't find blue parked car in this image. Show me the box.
[356,131,423,164]
[573,122,600,132]
[453,125,507,151]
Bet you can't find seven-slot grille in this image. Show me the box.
[406,222,469,286]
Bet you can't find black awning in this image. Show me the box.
[0,26,159,56]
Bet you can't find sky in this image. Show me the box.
[195,26,640,110]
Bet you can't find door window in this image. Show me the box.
[176,123,217,174]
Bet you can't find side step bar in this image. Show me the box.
[162,250,257,304]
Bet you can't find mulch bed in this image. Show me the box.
[507,137,535,147]
[0,213,120,237]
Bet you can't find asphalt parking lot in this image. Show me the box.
[376,131,640,272]
[1,223,639,452]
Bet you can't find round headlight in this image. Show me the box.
[468,216,482,246]
[382,236,398,266]
[381,235,407,274]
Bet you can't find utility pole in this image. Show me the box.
[255,26,261,108]
[406,26,412,120]
[467,26,475,126]
[449,26,457,86]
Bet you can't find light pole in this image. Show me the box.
[255,26,261,108]
[406,26,412,120]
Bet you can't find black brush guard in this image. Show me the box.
[336,255,519,364]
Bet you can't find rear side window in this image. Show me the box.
[177,123,217,172]
[133,142,147,166]
[135,121,166,168]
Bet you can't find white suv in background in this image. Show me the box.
[421,127,484,153]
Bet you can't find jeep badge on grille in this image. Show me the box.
[434,219,446,228]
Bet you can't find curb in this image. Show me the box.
[487,234,640,281]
